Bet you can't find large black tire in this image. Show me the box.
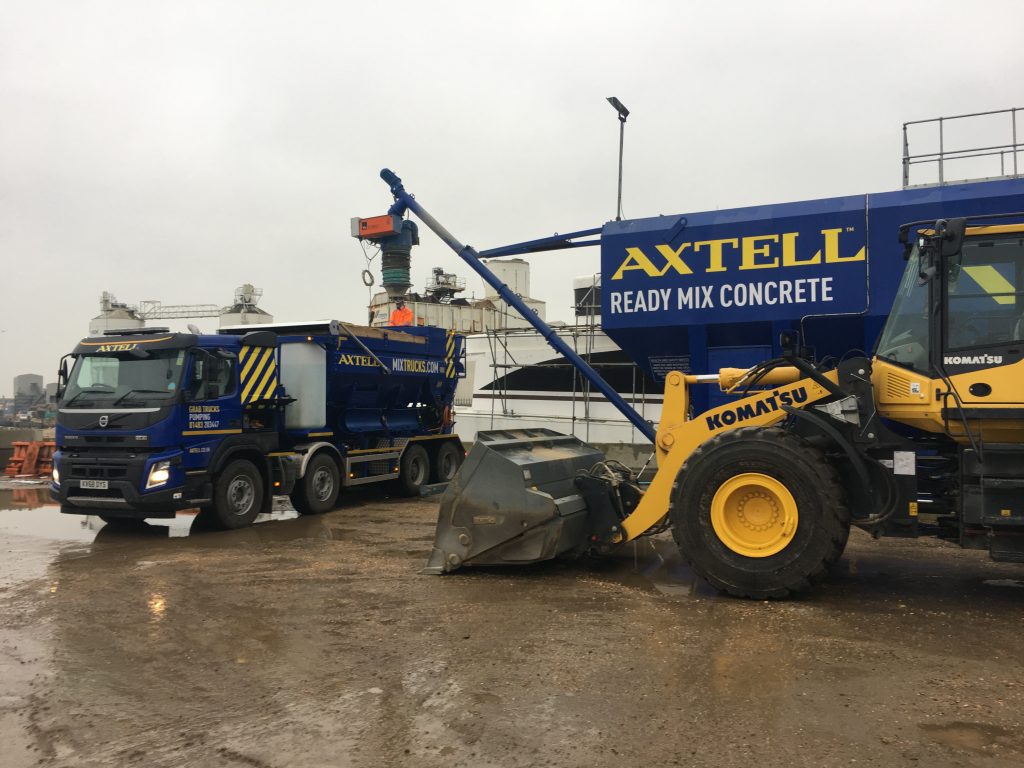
[291,452,341,515]
[670,426,850,599]
[430,441,463,484]
[211,459,263,529]
[398,444,430,496]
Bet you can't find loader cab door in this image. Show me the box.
[941,228,1024,403]
[944,230,1024,349]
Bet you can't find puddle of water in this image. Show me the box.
[0,485,53,510]
[0,490,306,544]
[0,502,351,591]
[602,538,719,598]
[983,579,1024,589]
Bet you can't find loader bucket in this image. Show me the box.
[423,429,605,574]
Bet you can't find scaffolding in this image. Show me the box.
[478,274,653,444]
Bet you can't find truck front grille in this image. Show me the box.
[70,463,129,480]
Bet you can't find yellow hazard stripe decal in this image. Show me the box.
[240,347,269,387]
[241,348,276,403]
[444,330,456,379]
[963,265,1016,305]
[250,367,276,403]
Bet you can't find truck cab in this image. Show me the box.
[51,328,269,521]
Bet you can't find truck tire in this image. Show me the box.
[211,459,263,529]
[291,452,341,515]
[398,444,430,496]
[670,426,850,599]
[430,441,463,484]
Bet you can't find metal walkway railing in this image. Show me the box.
[902,107,1022,188]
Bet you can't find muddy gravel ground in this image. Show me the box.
[1,485,1023,768]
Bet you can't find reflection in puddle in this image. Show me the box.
[0,485,54,510]
[148,593,167,621]
[605,538,720,599]
[0,491,307,544]
[983,579,1024,589]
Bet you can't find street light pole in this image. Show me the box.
[607,97,629,221]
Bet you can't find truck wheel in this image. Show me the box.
[291,452,341,515]
[211,459,263,529]
[670,426,850,599]
[398,444,430,496]
[431,441,463,483]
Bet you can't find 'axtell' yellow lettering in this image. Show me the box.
[611,228,865,279]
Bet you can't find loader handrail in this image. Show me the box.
[379,168,658,443]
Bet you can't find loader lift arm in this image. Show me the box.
[619,368,838,541]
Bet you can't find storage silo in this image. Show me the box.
[218,284,274,327]
[88,292,145,336]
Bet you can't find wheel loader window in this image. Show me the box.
[945,237,1024,349]
[876,244,930,373]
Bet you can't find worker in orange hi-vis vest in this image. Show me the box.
[389,298,413,326]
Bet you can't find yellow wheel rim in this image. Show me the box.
[710,473,798,558]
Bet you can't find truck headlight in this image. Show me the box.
[146,461,171,490]
[52,466,60,486]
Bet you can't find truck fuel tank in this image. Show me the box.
[423,429,605,574]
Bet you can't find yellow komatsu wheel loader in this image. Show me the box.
[426,215,1024,597]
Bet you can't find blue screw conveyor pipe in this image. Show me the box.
[379,168,657,444]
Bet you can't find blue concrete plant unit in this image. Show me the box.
[599,178,1024,411]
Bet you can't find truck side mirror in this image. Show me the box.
[56,356,70,400]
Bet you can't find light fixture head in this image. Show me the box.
[606,96,629,121]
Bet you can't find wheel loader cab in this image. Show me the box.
[873,218,1024,442]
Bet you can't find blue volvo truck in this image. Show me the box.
[50,320,465,528]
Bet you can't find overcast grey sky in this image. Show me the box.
[1,0,1022,394]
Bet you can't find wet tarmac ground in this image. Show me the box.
[1,484,1023,767]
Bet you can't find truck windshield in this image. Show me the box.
[63,350,186,406]
[875,244,930,374]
